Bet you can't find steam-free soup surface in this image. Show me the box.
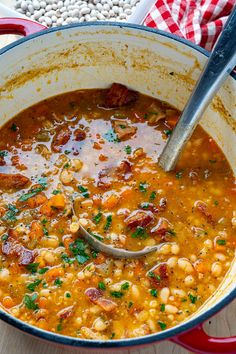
[0,84,235,339]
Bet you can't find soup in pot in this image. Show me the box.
[0,84,235,339]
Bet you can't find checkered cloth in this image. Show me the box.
[144,0,234,51]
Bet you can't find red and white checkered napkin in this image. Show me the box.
[144,0,235,51]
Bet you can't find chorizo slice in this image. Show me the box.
[57,305,74,320]
[85,287,117,312]
[148,263,169,289]
[104,83,138,108]
[0,173,30,191]
[116,160,133,181]
[51,126,71,152]
[74,128,86,141]
[2,236,36,266]
[97,168,112,189]
[194,200,215,225]
[112,120,136,141]
[125,210,154,229]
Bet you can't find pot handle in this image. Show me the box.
[171,324,236,354]
[0,18,46,36]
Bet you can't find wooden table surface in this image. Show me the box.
[0,1,235,353]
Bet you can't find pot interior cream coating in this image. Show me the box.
[0,25,235,330]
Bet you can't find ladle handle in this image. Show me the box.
[159,6,236,172]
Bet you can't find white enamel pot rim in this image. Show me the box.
[0,19,235,353]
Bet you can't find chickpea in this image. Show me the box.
[70,222,80,233]
[184,275,195,286]
[167,256,178,268]
[171,244,180,255]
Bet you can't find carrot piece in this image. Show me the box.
[27,193,48,209]
[194,260,208,273]
[93,253,106,265]
[39,297,48,308]
[50,194,66,209]
[102,194,120,209]
[120,188,133,199]
[45,267,64,281]
[29,221,44,240]
[2,296,14,308]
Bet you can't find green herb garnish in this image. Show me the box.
[160,304,165,312]
[110,291,124,298]
[104,214,112,231]
[23,294,39,310]
[98,282,106,291]
[19,187,45,202]
[128,301,133,308]
[11,123,17,132]
[158,321,167,330]
[69,238,90,265]
[150,289,158,297]
[38,267,49,274]
[103,129,120,143]
[217,239,226,245]
[26,263,39,274]
[150,191,156,201]
[189,294,197,304]
[93,212,102,224]
[27,279,42,292]
[2,204,19,222]
[121,282,130,291]
[52,190,61,195]
[78,185,89,198]
[124,145,132,154]
[54,278,63,287]
[0,150,8,157]
[131,226,148,239]
[139,182,148,193]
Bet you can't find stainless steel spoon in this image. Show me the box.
[78,224,175,259]
[159,6,236,172]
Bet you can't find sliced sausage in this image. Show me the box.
[151,217,172,236]
[0,173,30,191]
[116,160,132,181]
[113,120,136,140]
[74,128,86,141]
[148,263,169,289]
[125,210,154,229]
[2,235,36,266]
[57,306,74,320]
[194,200,215,225]
[85,287,117,312]
[97,168,112,189]
[51,126,71,152]
[104,83,138,108]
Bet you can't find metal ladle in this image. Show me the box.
[79,8,236,258]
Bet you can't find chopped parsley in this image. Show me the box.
[104,214,112,231]
[121,282,130,291]
[209,159,217,163]
[2,204,19,222]
[38,267,49,274]
[11,123,18,132]
[140,202,151,209]
[98,281,106,291]
[26,263,39,274]
[52,189,61,195]
[164,129,172,137]
[110,291,124,298]
[57,322,63,331]
[43,227,49,236]
[158,321,167,330]
[128,301,133,308]
[124,145,132,154]
[167,229,176,236]
[78,185,89,198]
[54,278,63,287]
[19,186,45,202]
[150,289,158,297]
[0,150,8,157]
[214,200,219,206]
[38,177,48,188]
[65,292,71,298]
[189,294,198,304]
[148,271,161,282]
[217,239,226,245]
[160,304,165,312]
[139,182,148,193]
[23,294,39,310]
[1,234,8,241]
[27,279,42,292]
[93,211,103,224]
[61,253,74,264]
[103,129,120,143]
[110,332,115,339]
[175,171,183,179]
[69,238,90,265]
[131,226,148,239]
[149,191,156,201]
